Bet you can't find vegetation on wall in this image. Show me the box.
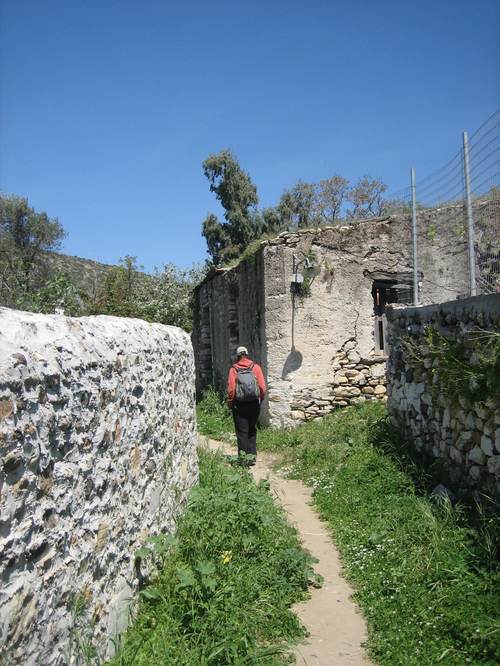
[402,326,500,404]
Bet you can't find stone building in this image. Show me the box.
[192,205,483,427]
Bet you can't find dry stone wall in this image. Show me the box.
[0,308,198,665]
[386,295,500,501]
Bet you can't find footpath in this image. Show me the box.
[200,436,372,666]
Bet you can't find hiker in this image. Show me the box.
[227,346,266,465]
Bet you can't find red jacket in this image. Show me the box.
[227,357,266,406]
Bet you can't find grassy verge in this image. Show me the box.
[196,388,235,442]
[109,448,316,665]
[197,392,500,665]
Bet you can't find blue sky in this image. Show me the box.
[1,0,498,271]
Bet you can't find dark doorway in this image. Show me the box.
[372,280,407,352]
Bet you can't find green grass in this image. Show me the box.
[196,388,235,442]
[197,393,500,665]
[108,448,317,665]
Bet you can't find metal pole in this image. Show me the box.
[410,168,419,305]
[462,131,477,296]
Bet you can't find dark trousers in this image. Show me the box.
[232,400,260,458]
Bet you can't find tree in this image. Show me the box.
[33,270,87,316]
[92,256,144,319]
[259,207,284,236]
[314,175,350,224]
[136,263,207,332]
[91,256,206,331]
[346,176,387,219]
[201,150,259,265]
[0,194,65,308]
[278,181,316,229]
[201,213,233,267]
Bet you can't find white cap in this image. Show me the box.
[236,346,248,356]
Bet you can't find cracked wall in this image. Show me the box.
[194,208,471,427]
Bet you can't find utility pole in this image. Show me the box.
[410,168,419,305]
[462,131,477,296]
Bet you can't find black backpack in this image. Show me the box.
[234,363,260,402]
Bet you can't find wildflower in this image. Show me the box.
[221,550,232,564]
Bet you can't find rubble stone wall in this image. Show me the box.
[192,255,266,398]
[0,308,198,665]
[386,295,500,500]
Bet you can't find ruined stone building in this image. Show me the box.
[192,204,493,427]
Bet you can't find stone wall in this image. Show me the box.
[192,255,266,399]
[0,308,198,665]
[193,204,482,428]
[260,207,470,427]
[386,294,500,500]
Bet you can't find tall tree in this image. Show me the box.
[0,195,65,307]
[314,175,350,224]
[346,176,387,219]
[201,213,233,266]
[278,181,316,229]
[259,207,284,236]
[202,150,259,264]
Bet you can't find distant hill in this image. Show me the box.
[41,251,116,298]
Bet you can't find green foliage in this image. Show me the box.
[402,327,500,404]
[201,213,233,267]
[196,387,234,441]
[91,256,205,331]
[198,400,500,664]
[427,223,437,243]
[293,278,312,298]
[278,181,316,229]
[201,150,260,266]
[200,152,391,267]
[0,194,66,309]
[33,269,88,316]
[66,593,98,666]
[109,449,316,665]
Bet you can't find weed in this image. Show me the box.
[108,449,316,665]
[196,387,234,441]
[66,594,100,666]
[402,327,500,404]
[198,396,500,665]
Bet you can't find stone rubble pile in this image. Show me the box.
[290,341,387,422]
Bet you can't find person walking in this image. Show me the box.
[227,346,266,465]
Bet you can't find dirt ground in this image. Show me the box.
[200,436,373,666]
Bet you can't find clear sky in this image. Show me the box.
[1,0,498,271]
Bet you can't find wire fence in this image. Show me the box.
[385,109,500,298]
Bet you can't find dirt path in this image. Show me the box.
[200,435,372,666]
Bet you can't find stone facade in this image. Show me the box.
[194,206,472,427]
[0,308,198,665]
[386,294,500,500]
